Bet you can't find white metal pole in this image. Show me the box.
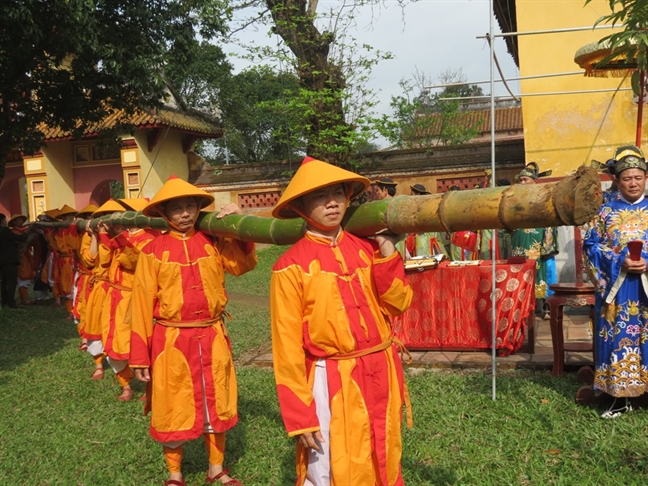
[424,70,585,90]
[438,87,632,101]
[477,23,616,39]
[489,1,497,402]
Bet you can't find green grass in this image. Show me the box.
[0,301,289,486]
[2,246,648,484]
[225,244,289,296]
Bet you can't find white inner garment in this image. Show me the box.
[86,339,104,357]
[106,356,127,373]
[304,360,331,486]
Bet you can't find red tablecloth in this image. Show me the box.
[393,260,536,356]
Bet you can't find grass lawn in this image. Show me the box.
[1,246,648,485]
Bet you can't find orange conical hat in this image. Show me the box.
[57,204,78,217]
[272,157,370,219]
[118,198,150,212]
[91,199,126,218]
[44,208,61,220]
[8,214,27,227]
[143,176,214,217]
[75,204,99,218]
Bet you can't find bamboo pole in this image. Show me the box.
[35,166,601,244]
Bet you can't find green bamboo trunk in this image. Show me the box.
[38,166,601,245]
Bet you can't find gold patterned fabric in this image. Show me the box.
[583,198,648,397]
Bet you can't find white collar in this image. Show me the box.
[619,194,645,205]
[306,227,342,247]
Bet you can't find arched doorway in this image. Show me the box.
[90,180,125,206]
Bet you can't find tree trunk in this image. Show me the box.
[0,150,7,191]
[265,0,352,166]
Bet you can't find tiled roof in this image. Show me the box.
[419,106,523,137]
[40,106,223,141]
[493,0,519,66]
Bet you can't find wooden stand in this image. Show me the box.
[546,283,600,404]
[546,283,596,377]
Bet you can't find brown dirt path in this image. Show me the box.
[227,293,269,307]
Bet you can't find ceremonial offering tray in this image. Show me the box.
[447,260,482,267]
[404,254,445,271]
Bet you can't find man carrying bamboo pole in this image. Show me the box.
[95,198,155,402]
[71,204,98,351]
[270,156,413,486]
[584,145,648,418]
[50,204,80,319]
[130,176,257,486]
[82,199,127,380]
[7,214,35,306]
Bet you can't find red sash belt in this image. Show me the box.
[156,317,222,328]
[328,337,412,364]
[326,337,413,428]
[108,281,131,292]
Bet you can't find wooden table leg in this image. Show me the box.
[549,302,565,377]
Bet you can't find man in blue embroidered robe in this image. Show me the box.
[583,145,648,418]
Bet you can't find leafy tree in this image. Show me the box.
[164,42,234,115]
[586,0,648,70]
[377,68,482,149]
[435,67,484,100]
[0,0,226,187]
[207,66,305,165]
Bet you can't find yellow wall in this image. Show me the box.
[211,191,234,209]
[517,0,636,175]
[134,130,189,200]
[42,141,76,209]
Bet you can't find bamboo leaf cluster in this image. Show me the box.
[586,0,648,70]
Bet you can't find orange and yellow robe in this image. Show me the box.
[73,232,93,324]
[79,233,110,343]
[15,229,35,304]
[99,229,155,361]
[270,231,413,486]
[130,228,257,443]
[52,225,80,301]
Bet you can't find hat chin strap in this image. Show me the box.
[152,198,201,233]
[154,207,190,233]
[166,216,192,233]
[290,206,341,232]
[288,189,352,233]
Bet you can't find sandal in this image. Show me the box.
[91,368,104,381]
[164,480,186,486]
[206,468,243,485]
[601,397,632,419]
[78,342,88,351]
[117,386,133,401]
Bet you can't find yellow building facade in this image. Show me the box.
[0,108,222,219]
[510,0,637,176]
